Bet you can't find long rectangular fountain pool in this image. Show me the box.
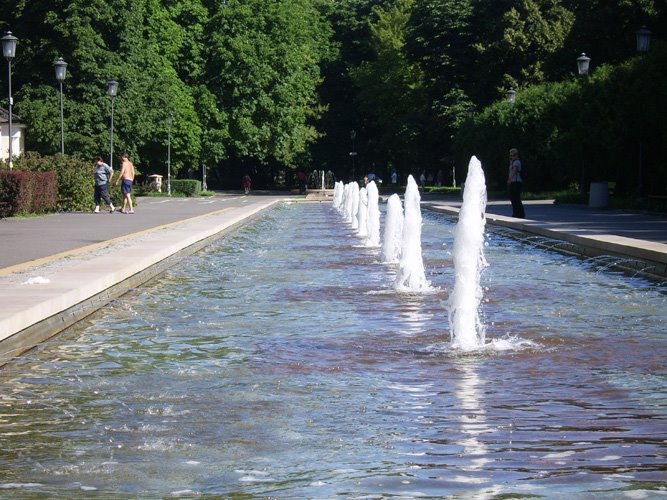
[0,201,665,498]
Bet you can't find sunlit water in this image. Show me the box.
[1,203,666,498]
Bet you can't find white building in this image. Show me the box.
[0,107,25,164]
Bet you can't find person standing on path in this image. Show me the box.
[115,152,135,213]
[93,156,115,213]
[297,170,307,194]
[242,174,252,195]
[507,148,525,218]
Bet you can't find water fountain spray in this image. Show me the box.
[357,187,368,238]
[381,193,403,263]
[393,175,430,292]
[448,156,488,350]
[365,181,381,247]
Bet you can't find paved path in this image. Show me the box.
[422,196,667,279]
[484,199,667,243]
[0,194,266,273]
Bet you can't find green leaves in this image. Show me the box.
[205,0,333,166]
[349,0,428,167]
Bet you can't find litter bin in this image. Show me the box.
[589,182,609,208]
[148,174,163,193]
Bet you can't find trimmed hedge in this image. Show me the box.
[170,179,202,196]
[452,41,667,196]
[0,170,58,216]
[7,152,100,212]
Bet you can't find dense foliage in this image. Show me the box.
[0,0,665,195]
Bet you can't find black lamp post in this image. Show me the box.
[635,26,652,195]
[506,88,516,103]
[1,32,18,170]
[54,57,67,155]
[107,80,118,169]
[576,53,590,76]
[167,113,172,196]
[576,53,591,194]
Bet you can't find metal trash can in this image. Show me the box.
[589,182,609,208]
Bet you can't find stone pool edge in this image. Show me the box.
[0,198,283,367]
[425,204,667,279]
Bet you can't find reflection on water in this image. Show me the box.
[0,203,665,497]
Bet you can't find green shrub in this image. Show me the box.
[170,179,202,196]
[9,152,92,211]
[453,43,667,196]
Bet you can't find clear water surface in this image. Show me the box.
[0,202,665,498]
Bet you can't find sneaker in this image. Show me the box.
[127,210,134,214]
[119,209,126,214]
[109,206,115,213]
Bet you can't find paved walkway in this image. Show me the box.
[0,193,269,273]
[472,198,667,243]
[1,192,666,365]
[422,196,667,278]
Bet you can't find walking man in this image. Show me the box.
[93,156,115,213]
[115,152,135,213]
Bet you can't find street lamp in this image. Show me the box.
[167,113,172,196]
[506,88,516,103]
[54,57,67,155]
[635,25,652,54]
[635,26,651,195]
[576,53,591,194]
[576,52,590,76]
[107,79,118,169]
[1,32,18,170]
[349,129,357,181]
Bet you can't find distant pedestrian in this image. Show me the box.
[419,170,426,189]
[297,171,307,194]
[507,148,525,218]
[115,152,135,214]
[93,156,115,213]
[391,170,397,185]
[242,174,252,195]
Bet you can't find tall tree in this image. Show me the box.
[311,0,392,179]
[349,0,429,178]
[495,0,576,89]
[1,0,204,178]
[404,0,475,160]
[204,0,334,177]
